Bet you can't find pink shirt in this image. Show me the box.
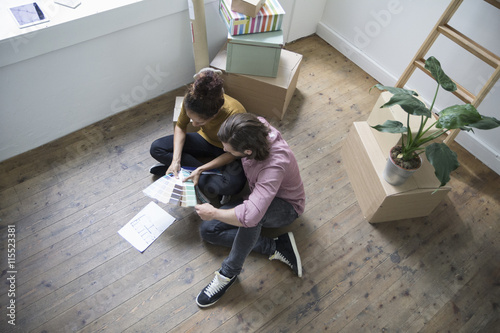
[234,118,305,228]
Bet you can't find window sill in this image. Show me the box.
[0,0,216,68]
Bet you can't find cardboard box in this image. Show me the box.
[341,121,450,223]
[367,91,439,155]
[231,0,266,17]
[173,96,197,132]
[219,0,285,36]
[227,30,283,77]
[210,45,302,120]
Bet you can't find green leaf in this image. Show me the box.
[371,84,418,96]
[371,120,407,133]
[425,143,460,187]
[425,56,457,92]
[458,126,474,132]
[436,104,482,129]
[467,115,500,130]
[381,93,432,117]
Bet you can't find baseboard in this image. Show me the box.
[315,22,397,86]
[456,133,500,175]
[315,21,500,176]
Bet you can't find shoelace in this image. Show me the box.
[204,273,228,297]
[273,251,293,268]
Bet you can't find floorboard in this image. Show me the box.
[1,34,499,333]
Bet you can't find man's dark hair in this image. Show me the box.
[218,113,271,161]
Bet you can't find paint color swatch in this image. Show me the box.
[143,169,199,207]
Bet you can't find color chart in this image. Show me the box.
[143,169,198,207]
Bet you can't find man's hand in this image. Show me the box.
[195,203,216,221]
[195,204,242,227]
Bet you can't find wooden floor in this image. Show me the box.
[1,35,499,333]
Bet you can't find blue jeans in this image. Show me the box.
[150,133,246,198]
[199,197,299,277]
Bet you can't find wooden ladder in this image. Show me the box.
[395,0,500,144]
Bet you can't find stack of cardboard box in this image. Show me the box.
[173,0,303,127]
[211,0,303,120]
[220,0,285,77]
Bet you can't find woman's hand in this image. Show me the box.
[166,160,181,177]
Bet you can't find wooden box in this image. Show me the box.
[210,45,302,120]
[227,30,283,77]
[342,121,450,223]
[172,97,196,132]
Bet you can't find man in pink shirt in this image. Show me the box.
[194,113,306,308]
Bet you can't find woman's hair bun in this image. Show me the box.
[192,69,224,99]
[184,68,225,119]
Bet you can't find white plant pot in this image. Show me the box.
[383,147,422,186]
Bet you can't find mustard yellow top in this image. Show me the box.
[176,94,246,148]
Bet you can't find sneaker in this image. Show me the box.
[149,163,167,176]
[196,271,237,308]
[269,232,302,277]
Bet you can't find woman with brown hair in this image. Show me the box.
[149,68,247,201]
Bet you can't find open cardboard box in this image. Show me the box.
[230,0,266,18]
[342,121,450,223]
[210,44,302,120]
[220,0,285,36]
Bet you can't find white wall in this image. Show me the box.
[317,0,500,175]
[281,0,328,42]
[0,0,229,162]
[9,0,497,173]
[0,0,324,162]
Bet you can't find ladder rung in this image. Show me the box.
[484,0,500,10]
[438,24,500,68]
[414,59,475,104]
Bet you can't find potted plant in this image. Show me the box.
[371,56,500,187]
